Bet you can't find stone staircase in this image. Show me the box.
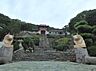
[12,46,76,62]
[39,35,49,48]
[13,35,76,62]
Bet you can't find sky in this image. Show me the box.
[0,0,96,29]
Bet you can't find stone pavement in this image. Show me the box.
[0,61,96,71]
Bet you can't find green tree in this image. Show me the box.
[74,20,92,33]
[8,19,21,34]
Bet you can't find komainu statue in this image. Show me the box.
[0,33,14,64]
[73,34,96,64]
[73,34,86,48]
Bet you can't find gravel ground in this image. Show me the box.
[0,61,96,71]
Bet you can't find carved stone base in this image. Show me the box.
[0,46,13,64]
[74,48,89,63]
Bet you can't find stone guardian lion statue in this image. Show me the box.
[73,34,96,64]
[73,34,86,48]
[0,33,13,64]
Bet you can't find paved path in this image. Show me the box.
[0,61,96,71]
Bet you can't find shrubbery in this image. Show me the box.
[92,29,96,35]
[81,33,93,39]
[22,37,34,52]
[85,39,93,46]
[69,10,96,56]
[13,35,40,51]
[22,35,40,47]
[74,20,88,28]
[75,25,92,33]
[31,35,40,46]
[87,45,96,56]
[53,37,69,51]
[47,34,64,39]
[13,41,20,51]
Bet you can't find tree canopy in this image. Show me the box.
[68,9,96,56]
[0,13,56,40]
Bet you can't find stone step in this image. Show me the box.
[13,48,75,62]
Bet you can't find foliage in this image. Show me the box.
[80,33,93,39]
[92,28,96,35]
[75,25,92,33]
[23,37,33,43]
[69,9,96,33]
[55,37,69,45]
[0,13,57,41]
[13,41,20,51]
[85,39,93,46]
[74,20,92,33]
[0,13,37,40]
[8,19,21,34]
[53,37,69,51]
[74,20,88,28]
[53,44,68,51]
[92,25,96,30]
[22,35,40,51]
[69,9,96,56]
[47,34,64,39]
[20,23,38,31]
[87,45,96,56]
[22,37,35,52]
[31,35,40,46]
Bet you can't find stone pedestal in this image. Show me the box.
[74,48,89,63]
[0,46,13,64]
[74,48,96,64]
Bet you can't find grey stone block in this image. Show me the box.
[0,46,13,64]
[74,48,89,63]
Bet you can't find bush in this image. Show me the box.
[13,41,20,51]
[53,37,69,51]
[81,33,93,39]
[92,29,96,35]
[87,45,96,56]
[23,37,33,43]
[92,25,96,30]
[47,34,56,38]
[47,34,64,39]
[56,37,69,44]
[53,44,68,51]
[85,39,93,46]
[31,35,40,46]
[74,20,88,28]
[75,25,92,33]
[22,37,35,52]
[74,20,92,33]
